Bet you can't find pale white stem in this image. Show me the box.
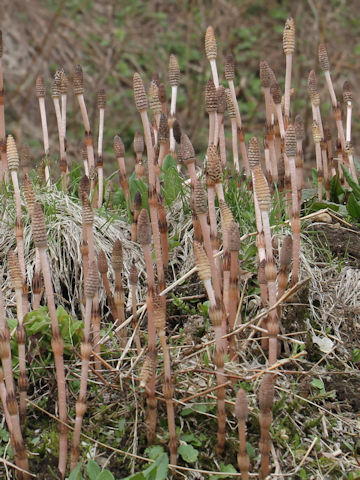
[268,135,278,182]
[214,182,225,203]
[219,119,227,168]
[314,105,324,138]
[264,145,272,181]
[284,53,292,120]
[275,104,285,139]
[170,127,176,153]
[170,86,177,116]
[315,143,323,201]
[231,120,239,172]
[208,112,216,146]
[348,154,358,185]
[98,109,104,157]
[346,103,352,142]
[229,80,242,128]
[214,112,222,146]
[38,98,49,156]
[324,71,337,108]
[264,88,272,126]
[321,147,330,199]
[61,94,67,143]
[53,97,66,160]
[97,167,103,208]
[203,278,216,307]
[210,59,219,89]
[11,171,21,219]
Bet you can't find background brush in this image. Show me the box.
[0,31,7,180]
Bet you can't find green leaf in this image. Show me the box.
[86,460,100,480]
[68,464,83,480]
[121,473,145,480]
[311,378,324,390]
[144,445,165,460]
[347,193,360,219]
[163,166,182,206]
[178,444,198,463]
[351,348,360,363]
[342,165,360,200]
[161,155,177,172]
[96,471,115,480]
[209,463,237,480]
[142,453,168,480]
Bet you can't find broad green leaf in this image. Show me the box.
[209,463,237,480]
[144,445,165,460]
[96,471,115,480]
[161,154,177,172]
[311,378,324,390]
[142,453,168,480]
[342,166,360,200]
[178,443,198,463]
[163,166,182,206]
[121,473,145,480]
[347,193,360,219]
[68,464,83,480]
[86,460,100,480]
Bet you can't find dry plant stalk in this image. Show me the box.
[82,194,101,367]
[134,131,145,180]
[8,251,28,426]
[283,17,295,125]
[32,202,68,478]
[179,132,197,185]
[259,373,275,479]
[169,54,180,154]
[36,75,50,183]
[205,78,217,146]
[294,115,305,204]
[133,72,165,292]
[131,191,142,242]
[225,54,249,175]
[312,120,323,201]
[153,294,178,464]
[52,70,67,188]
[7,135,28,315]
[97,250,119,336]
[193,242,226,453]
[72,65,95,176]
[137,208,158,443]
[0,30,7,179]
[112,240,126,347]
[216,85,227,167]
[205,26,219,88]
[70,261,98,470]
[193,179,221,300]
[226,88,240,172]
[235,388,250,479]
[228,220,241,360]
[285,125,300,285]
[114,135,131,204]
[0,278,30,479]
[97,88,106,207]
[129,260,141,354]
[253,165,279,366]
